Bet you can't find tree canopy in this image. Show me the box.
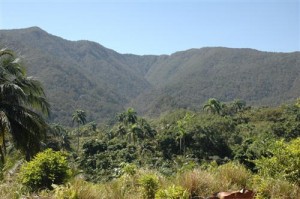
[0,49,50,161]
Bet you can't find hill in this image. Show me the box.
[0,27,156,124]
[134,47,300,115]
[0,27,299,124]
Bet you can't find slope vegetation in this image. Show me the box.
[136,47,300,115]
[0,27,154,124]
[1,27,299,123]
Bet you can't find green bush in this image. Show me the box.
[121,162,137,176]
[156,185,189,199]
[252,175,300,199]
[253,138,300,185]
[19,149,71,191]
[139,174,159,199]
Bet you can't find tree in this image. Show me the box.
[47,123,71,151]
[72,109,86,153]
[232,99,246,113]
[203,98,222,115]
[176,113,193,155]
[117,107,137,125]
[115,108,156,159]
[117,108,139,144]
[0,49,50,162]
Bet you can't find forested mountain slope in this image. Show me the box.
[0,27,299,123]
[135,47,300,115]
[0,27,155,124]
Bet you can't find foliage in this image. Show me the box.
[1,97,300,198]
[121,162,137,176]
[139,174,159,199]
[72,109,87,153]
[203,98,222,115]
[0,48,50,162]
[72,110,87,126]
[18,149,71,191]
[233,133,275,171]
[252,175,300,199]
[46,123,71,151]
[176,113,194,155]
[80,109,158,182]
[156,185,189,199]
[253,138,300,185]
[80,138,139,182]
[0,150,23,181]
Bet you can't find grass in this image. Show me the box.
[1,161,299,199]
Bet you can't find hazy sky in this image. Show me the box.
[1,0,299,55]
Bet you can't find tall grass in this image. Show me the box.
[176,169,216,198]
[0,181,24,199]
[214,161,252,190]
[1,160,299,199]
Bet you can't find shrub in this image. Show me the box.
[121,162,137,176]
[253,138,300,185]
[139,174,159,199]
[252,175,300,199]
[19,149,71,191]
[156,185,189,199]
[214,161,251,189]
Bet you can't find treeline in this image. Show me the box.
[74,99,300,183]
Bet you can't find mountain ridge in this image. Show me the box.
[0,27,299,124]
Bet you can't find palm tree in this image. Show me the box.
[232,99,246,113]
[176,113,193,155]
[72,109,86,153]
[203,98,222,115]
[117,107,137,125]
[117,108,142,144]
[0,49,50,162]
[48,123,71,151]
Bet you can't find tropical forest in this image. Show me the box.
[0,27,299,199]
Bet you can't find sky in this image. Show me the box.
[0,0,299,55]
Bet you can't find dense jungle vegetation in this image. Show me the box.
[0,49,299,199]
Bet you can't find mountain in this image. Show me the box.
[0,27,156,124]
[0,27,299,124]
[136,47,300,115]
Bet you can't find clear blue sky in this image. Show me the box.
[1,0,299,55]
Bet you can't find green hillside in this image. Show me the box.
[134,48,300,115]
[0,27,154,125]
[0,27,299,124]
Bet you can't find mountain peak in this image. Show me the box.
[26,26,44,31]
[1,26,46,33]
